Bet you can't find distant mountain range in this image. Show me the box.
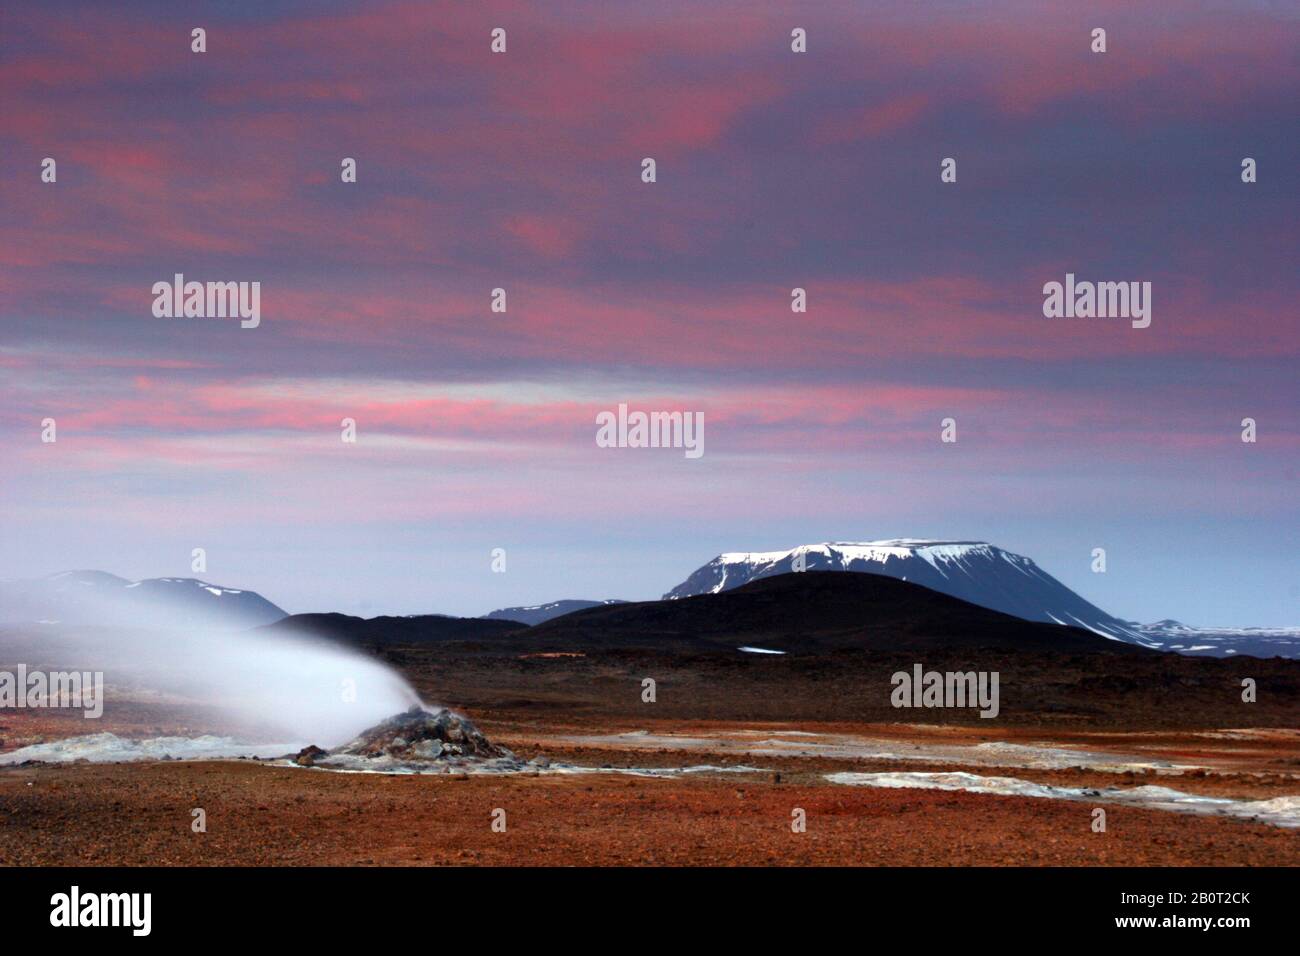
[483,599,628,627]
[5,542,1296,658]
[0,570,287,631]
[1133,620,1300,659]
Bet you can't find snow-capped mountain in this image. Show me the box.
[664,540,1160,648]
[483,599,628,627]
[0,570,288,630]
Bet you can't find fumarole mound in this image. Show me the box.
[293,707,525,773]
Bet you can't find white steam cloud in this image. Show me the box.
[5,587,426,748]
[109,624,426,746]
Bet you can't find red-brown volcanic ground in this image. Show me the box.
[1,708,1296,866]
[2,641,1298,867]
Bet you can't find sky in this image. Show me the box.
[1,0,1296,625]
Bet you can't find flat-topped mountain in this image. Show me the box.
[664,540,1155,648]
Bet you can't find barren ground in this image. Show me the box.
[1,647,1296,866]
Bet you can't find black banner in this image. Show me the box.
[1,866,1283,942]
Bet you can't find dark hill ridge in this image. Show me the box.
[264,573,1155,655]
[264,612,522,646]
[524,571,1154,654]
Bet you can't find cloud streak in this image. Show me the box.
[0,0,1295,626]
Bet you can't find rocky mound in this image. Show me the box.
[293,706,526,773]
